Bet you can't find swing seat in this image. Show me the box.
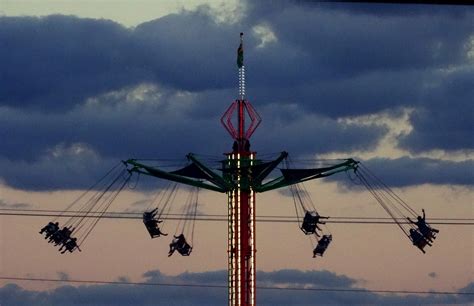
[144,219,166,238]
[51,231,65,244]
[420,226,437,241]
[313,235,332,257]
[168,234,192,256]
[177,243,193,256]
[146,225,166,238]
[142,211,155,222]
[409,229,431,253]
[300,222,317,235]
[313,246,326,257]
[301,211,319,235]
[411,236,429,248]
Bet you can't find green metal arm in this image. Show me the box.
[251,151,288,186]
[187,153,234,191]
[253,158,359,193]
[123,159,228,193]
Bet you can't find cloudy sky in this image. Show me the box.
[0,0,473,305]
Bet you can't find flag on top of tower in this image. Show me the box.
[237,32,244,68]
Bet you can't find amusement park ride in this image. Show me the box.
[39,33,439,306]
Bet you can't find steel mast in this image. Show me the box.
[221,32,260,306]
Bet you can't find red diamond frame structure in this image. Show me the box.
[221,99,262,140]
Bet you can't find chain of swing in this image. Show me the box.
[352,163,439,253]
[38,161,201,256]
[38,154,439,257]
[39,163,132,254]
[284,157,439,257]
[142,181,199,257]
[285,157,333,258]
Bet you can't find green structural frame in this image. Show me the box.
[123,153,359,194]
[124,151,358,306]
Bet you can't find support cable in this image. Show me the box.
[52,162,122,223]
[78,173,132,247]
[71,169,127,234]
[1,276,472,296]
[2,211,472,225]
[190,188,199,245]
[158,183,179,220]
[360,164,418,217]
[355,169,411,238]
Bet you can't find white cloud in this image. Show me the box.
[0,269,472,305]
[46,142,99,161]
[321,108,474,162]
[0,0,241,27]
[466,35,474,61]
[252,23,277,49]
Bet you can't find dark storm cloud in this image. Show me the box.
[399,67,474,152]
[0,12,239,111]
[0,269,472,305]
[244,1,473,153]
[366,157,474,187]
[252,103,388,155]
[1,93,472,190]
[0,86,386,190]
[247,1,471,74]
[2,6,472,115]
[0,142,118,190]
[428,272,438,278]
[257,269,356,288]
[332,156,474,188]
[0,8,259,112]
[1,3,473,191]
[0,199,31,209]
[136,3,474,154]
[0,15,144,111]
[144,269,356,288]
[245,1,472,155]
[288,1,472,18]
[57,272,70,281]
[143,269,226,284]
[133,11,238,91]
[0,96,228,162]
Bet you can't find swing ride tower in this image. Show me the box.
[37,32,440,306]
[122,33,359,306]
[221,33,259,306]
